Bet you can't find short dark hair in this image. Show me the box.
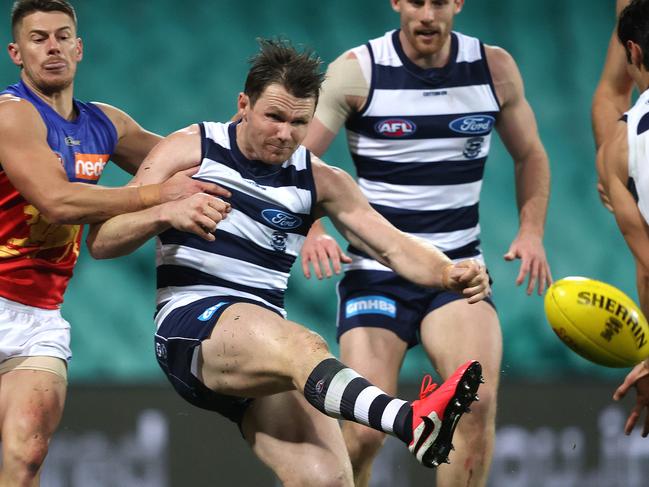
[618,0,649,70]
[244,38,324,107]
[11,0,77,40]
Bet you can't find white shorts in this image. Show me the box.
[0,296,71,364]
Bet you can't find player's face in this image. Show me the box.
[392,0,464,57]
[237,83,315,165]
[8,11,82,95]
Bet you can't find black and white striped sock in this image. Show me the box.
[304,358,413,443]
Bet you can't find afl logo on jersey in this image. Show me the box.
[262,209,302,230]
[449,115,495,135]
[375,119,417,137]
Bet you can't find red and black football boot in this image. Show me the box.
[409,360,483,468]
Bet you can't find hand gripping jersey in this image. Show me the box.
[626,89,649,225]
[156,121,316,317]
[0,81,117,309]
[343,30,500,271]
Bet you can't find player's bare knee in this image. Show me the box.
[298,461,352,487]
[287,326,330,356]
[2,435,49,482]
[457,387,497,441]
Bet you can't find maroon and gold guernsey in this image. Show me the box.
[0,81,117,309]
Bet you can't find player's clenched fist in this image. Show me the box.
[161,193,231,241]
[442,260,491,304]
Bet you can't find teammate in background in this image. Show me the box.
[86,39,490,485]
[601,0,649,438]
[592,0,634,210]
[299,1,552,485]
[0,1,227,485]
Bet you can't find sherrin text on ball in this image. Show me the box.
[544,277,649,367]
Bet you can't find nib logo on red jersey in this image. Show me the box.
[75,153,109,181]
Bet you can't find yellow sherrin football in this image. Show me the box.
[544,277,649,367]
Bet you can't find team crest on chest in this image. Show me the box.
[463,137,485,159]
[271,231,288,252]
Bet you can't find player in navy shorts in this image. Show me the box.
[300,1,552,485]
[88,39,491,485]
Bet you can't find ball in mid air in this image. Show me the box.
[544,277,649,367]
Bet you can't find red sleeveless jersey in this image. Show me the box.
[0,81,117,309]
[0,172,83,309]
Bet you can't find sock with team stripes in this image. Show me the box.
[304,358,413,444]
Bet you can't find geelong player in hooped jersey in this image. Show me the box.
[300,1,552,486]
[88,39,491,485]
[0,1,227,484]
[602,0,649,439]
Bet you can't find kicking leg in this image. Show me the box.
[197,303,481,470]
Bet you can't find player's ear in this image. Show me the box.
[454,0,465,14]
[76,37,83,62]
[237,93,250,120]
[7,42,22,68]
[390,0,401,14]
[628,41,643,70]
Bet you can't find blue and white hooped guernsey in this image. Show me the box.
[344,30,500,271]
[155,121,316,323]
[626,89,649,226]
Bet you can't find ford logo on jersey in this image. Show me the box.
[375,118,417,137]
[449,115,495,135]
[262,209,302,230]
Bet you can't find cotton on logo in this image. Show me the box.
[375,119,416,137]
[75,153,109,181]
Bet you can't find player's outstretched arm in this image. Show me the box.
[87,127,232,258]
[592,0,633,151]
[592,0,634,210]
[592,36,633,151]
[0,99,224,224]
[313,158,490,302]
[486,45,552,296]
[87,191,230,259]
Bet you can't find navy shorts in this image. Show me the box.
[337,270,496,348]
[154,295,279,425]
